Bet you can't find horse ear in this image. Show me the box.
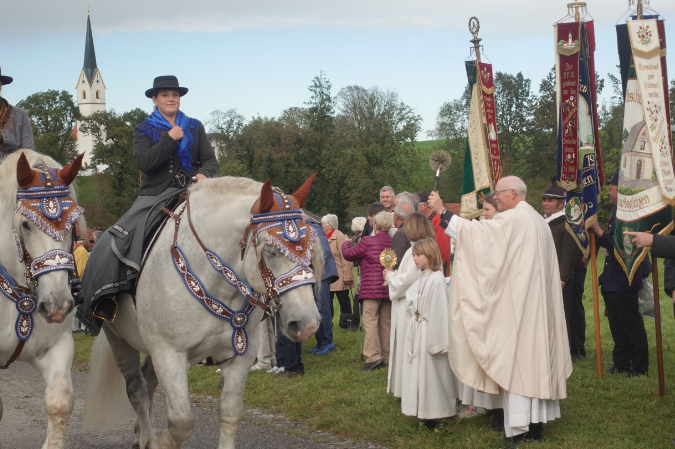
[258,178,275,213]
[291,172,317,207]
[58,153,85,186]
[16,152,36,189]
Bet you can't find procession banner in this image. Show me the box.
[555,21,602,256]
[555,21,581,191]
[614,19,674,283]
[460,61,497,219]
[478,62,502,185]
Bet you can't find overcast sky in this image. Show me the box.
[1,0,673,135]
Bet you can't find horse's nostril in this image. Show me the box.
[37,301,50,318]
[286,320,302,338]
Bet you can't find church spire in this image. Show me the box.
[82,14,98,86]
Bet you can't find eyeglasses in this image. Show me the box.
[493,189,514,197]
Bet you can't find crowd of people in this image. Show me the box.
[251,174,668,447]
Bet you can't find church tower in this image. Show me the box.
[75,12,106,169]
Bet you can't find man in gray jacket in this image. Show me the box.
[0,67,34,157]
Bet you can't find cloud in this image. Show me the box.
[4,0,673,35]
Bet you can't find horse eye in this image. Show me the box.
[21,221,30,231]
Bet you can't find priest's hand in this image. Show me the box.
[589,223,603,237]
[383,268,394,278]
[623,231,654,249]
[428,191,445,214]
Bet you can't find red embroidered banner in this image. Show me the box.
[557,22,581,190]
[478,62,502,184]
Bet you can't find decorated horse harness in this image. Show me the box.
[1,156,84,369]
[162,182,317,358]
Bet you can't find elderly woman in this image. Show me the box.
[383,213,434,397]
[342,211,393,371]
[0,67,34,159]
[321,214,356,331]
[81,75,218,327]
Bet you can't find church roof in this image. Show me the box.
[622,120,646,154]
[82,15,98,86]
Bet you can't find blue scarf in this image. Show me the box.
[138,109,195,172]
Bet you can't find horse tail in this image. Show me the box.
[82,329,132,430]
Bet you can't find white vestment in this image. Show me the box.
[400,270,459,420]
[384,246,419,397]
[445,201,572,434]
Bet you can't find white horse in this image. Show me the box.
[0,150,85,449]
[84,175,322,449]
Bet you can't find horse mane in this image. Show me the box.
[0,149,85,232]
[189,175,325,294]
[188,176,262,198]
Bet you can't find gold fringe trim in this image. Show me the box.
[557,180,577,191]
[460,208,483,220]
[631,46,662,60]
[557,45,580,56]
[480,84,495,95]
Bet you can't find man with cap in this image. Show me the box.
[542,179,586,361]
[417,190,450,272]
[0,66,34,158]
[589,169,651,377]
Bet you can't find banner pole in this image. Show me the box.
[590,232,602,376]
[652,254,665,397]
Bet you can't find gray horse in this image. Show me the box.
[83,175,322,449]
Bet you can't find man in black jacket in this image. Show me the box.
[542,182,585,360]
[624,228,675,319]
[589,170,651,377]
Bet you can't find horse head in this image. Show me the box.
[243,173,322,342]
[14,152,85,323]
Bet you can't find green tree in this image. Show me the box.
[493,72,534,175]
[529,67,558,178]
[17,90,80,164]
[305,70,334,134]
[79,108,147,222]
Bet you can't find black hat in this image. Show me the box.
[145,75,188,98]
[609,168,620,186]
[0,67,13,86]
[541,181,566,199]
[417,190,431,203]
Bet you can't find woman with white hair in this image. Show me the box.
[321,214,356,332]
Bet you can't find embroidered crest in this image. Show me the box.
[30,249,75,278]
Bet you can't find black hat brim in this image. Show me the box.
[0,76,13,85]
[145,86,188,98]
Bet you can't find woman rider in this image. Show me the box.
[80,76,218,328]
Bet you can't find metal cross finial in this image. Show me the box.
[468,17,482,63]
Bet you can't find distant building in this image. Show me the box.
[75,13,106,171]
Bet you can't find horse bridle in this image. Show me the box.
[1,187,81,370]
[163,192,316,318]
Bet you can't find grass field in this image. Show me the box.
[73,253,675,448]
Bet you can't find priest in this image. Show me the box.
[427,176,572,445]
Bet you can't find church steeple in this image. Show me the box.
[82,14,98,87]
[76,10,106,171]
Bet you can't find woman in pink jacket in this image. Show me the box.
[342,211,393,371]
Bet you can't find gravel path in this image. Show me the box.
[0,362,380,449]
